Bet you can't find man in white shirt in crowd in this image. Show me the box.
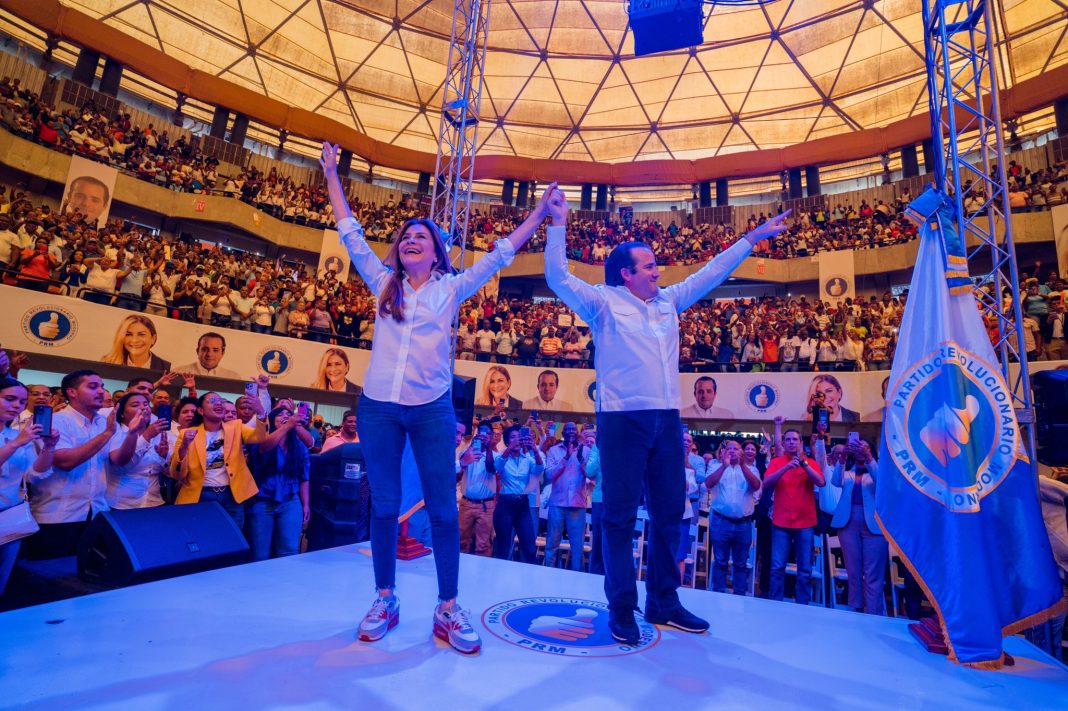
[545,186,789,643]
[321,410,360,452]
[494,322,519,363]
[681,376,734,419]
[704,439,761,595]
[1044,295,1065,361]
[522,370,573,412]
[543,422,591,570]
[173,332,242,379]
[82,255,122,305]
[457,427,496,557]
[23,369,117,559]
[0,214,20,270]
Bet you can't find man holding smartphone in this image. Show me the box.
[458,426,496,557]
[762,429,826,605]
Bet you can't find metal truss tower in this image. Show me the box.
[430,0,491,269]
[922,0,1035,451]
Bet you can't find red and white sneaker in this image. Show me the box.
[358,595,399,642]
[433,602,481,654]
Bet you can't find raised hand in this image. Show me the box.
[744,210,792,246]
[547,187,569,226]
[105,408,118,435]
[178,429,197,457]
[319,142,341,177]
[536,181,559,220]
[13,423,42,448]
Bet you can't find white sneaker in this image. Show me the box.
[358,595,400,642]
[433,602,481,654]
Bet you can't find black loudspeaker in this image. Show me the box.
[453,373,476,432]
[1034,369,1068,466]
[308,443,371,550]
[698,180,712,208]
[77,503,250,587]
[580,183,593,210]
[501,178,515,206]
[628,0,704,57]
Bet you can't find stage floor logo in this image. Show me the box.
[482,597,659,657]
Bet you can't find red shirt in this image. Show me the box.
[768,454,820,529]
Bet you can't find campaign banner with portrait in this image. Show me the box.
[318,229,351,283]
[5,285,1061,424]
[1,285,369,398]
[818,249,856,302]
[60,155,118,229]
[1054,204,1068,279]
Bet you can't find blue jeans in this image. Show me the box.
[493,493,536,563]
[589,502,605,575]
[597,409,685,615]
[710,514,753,595]
[0,539,20,596]
[199,487,244,532]
[357,392,460,600]
[545,505,585,571]
[245,495,303,561]
[770,525,814,605]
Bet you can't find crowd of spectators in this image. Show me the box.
[4,180,1068,373]
[8,74,1067,272]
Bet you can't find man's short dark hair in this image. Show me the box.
[783,428,802,439]
[605,241,651,287]
[69,175,111,206]
[61,369,99,398]
[197,332,226,350]
[694,376,717,393]
[342,410,357,421]
[537,370,559,385]
[127,376,153,389]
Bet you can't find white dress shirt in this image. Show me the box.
[545,225,752,412]
[171,362,242,379]
[30,407,111,523]
[105,426,166,509]
[338,217,516,405]
[1,426,42,511]
[708,464,760,519]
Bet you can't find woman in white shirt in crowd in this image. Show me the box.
[106,392,170,509]
[828,438,887,615]
[0,376,57,594]
[321,141,556,654]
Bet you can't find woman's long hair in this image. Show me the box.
[312,347,349,390]
[102,314,158,365]
[477,365,512,406]
[378,218,454,322]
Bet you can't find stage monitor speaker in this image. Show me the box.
[453,374,476,431]
[1034,369,1068,466]
[628,0,704,57]
[77,503,250,587]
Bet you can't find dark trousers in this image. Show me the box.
[597,409,684,615]
[492,493,536,563]
[589,501,605,575]
[19,518,91,560]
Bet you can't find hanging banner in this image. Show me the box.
[317,229,351,282]
[1053,204,1068,280]
[4,286,1060,423]
[60,155,119,229]
[818,249,856,302]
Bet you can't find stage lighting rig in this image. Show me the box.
[627,0,779,57]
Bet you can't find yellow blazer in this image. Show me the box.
[169,418,267,505]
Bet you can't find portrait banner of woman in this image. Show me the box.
[101,314,171,371]
[311,347,362,395]
[804,373,859,423]
[476,365,522,410]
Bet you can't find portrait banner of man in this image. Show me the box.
[60,155,119,229]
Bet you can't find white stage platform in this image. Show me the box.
[1,544,1064,710]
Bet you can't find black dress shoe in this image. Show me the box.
[644,604,710,633]
[608,608,641,645]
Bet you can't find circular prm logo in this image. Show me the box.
[21,305,78,347]
[885,342,1018,512]
[823,276,850,298]
[744,380,780,414]
[482,597,659,657]
[586,379,597,404]
[258,346,292,377]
